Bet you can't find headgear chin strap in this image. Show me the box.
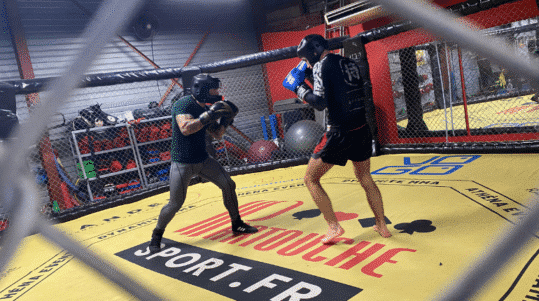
[297,34,329,66]
[191,74,223,104]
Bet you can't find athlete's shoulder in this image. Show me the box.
[172,95,194,113]
[175,95,194,105]
[316,53,332,65]
[317,53,343,71]
[325,53,342,62]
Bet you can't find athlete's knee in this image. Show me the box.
[356,171,374,188]
[221,177,236,194]
[162,201,182,215]
[359,179,373,191]
[304,173,321,186]
[225,177,236,191]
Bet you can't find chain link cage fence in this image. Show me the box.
[390,35,539,140]
[2,0,539,237]
[4,60,327,223]
[380,1,539,153]
[1,0,539,300]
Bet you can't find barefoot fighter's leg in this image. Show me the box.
[304,157,344,243]
[352,159,392,238]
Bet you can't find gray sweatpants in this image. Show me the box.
[155,157,240,230]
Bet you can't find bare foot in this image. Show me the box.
[321,223,345,244]
[373,225,392,238]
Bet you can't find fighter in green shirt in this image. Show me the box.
[149,74,257,253]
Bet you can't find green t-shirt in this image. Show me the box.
[171,95,209,163]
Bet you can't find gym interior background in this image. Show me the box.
[1,0,539,286]
[1,0,539,222]
[1,0,539,300]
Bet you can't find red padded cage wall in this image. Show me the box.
[371,0,539,153]
[262,0,539,154]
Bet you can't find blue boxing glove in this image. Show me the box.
[282,61,309,93]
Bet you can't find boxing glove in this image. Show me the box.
[219,100,238,128]
[223,100,239,117]
[199,101,235,125]
[206,121,221,133]
[282,60,309,93]
[219,116,234,128]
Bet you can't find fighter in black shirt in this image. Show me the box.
[283,34,392,243]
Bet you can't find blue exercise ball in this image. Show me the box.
[284,120,324,154]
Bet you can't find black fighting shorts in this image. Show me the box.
[312,124,372,166]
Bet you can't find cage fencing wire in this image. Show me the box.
[3,0,539,300]
[0,0,163,299]
[368,1,539,301]
[384,1,539,151]
[18,52,326,216]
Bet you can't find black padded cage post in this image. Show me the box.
[0,83,18,139]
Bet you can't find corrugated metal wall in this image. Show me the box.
[0,0,269,177]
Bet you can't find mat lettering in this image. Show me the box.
[372,155,481,175]
[116,239,362,301]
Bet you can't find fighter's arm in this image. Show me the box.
[206,100,238,140]
[283,61,327,111]
[176,114,204,136]
[296,63,328,111]
[177,100,236,136]
[304,67,314,85]
[206,122,226,140]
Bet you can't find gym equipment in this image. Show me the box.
[283,120,324,155]
[269,114,279,141]
[126,160,137,170]
[247,140,279,164]
[132,101,171,120]
[260,114,282,150]
[132,12,159,41]
[109,160,123,173]
[77,160,96,179]
[260,116,270,140]
[34,167,48,185]
[215,140,248,162]
[248,115,282,164]
[70,103,118,131]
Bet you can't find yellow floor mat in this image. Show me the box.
[1,153,539,301]
[398,94,539,130]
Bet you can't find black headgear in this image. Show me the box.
[190,74,222,104]
[297,34,329,66]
